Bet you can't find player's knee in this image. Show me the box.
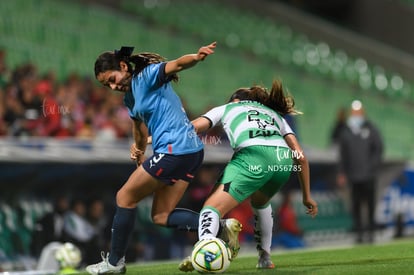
[152,212,168,226]
[115,190,137,208]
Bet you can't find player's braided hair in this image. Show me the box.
[94,46,179,82]
[228,80,301,115]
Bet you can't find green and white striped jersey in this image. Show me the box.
[202,101,294,151]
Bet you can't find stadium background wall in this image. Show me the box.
[0,140,410,260]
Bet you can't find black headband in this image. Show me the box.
[114,46,134,58]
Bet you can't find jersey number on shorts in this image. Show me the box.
[150,153,165,168]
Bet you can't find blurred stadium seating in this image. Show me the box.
[1,0,412,158]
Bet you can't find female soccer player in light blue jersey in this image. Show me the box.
[86,42,216,274]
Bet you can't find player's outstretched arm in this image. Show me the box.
[284,134,318,218]
[165,42,216,76]
[191,117,212,134]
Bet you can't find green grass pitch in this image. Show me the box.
[77,238,414,274]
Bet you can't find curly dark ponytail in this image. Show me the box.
[228,79,301,115]
[265,80,300,115]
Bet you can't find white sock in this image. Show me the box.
[198,207,220,240]
[253,204,273,254]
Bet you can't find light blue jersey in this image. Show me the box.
[123,62,203,155]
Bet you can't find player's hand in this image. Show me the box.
[197,42,216,61]
[135,154,146,167]
[130,143,145,166]
[303,198,318,218]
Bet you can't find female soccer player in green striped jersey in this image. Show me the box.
[184,80,318,270]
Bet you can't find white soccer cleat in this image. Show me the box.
[85,252,126,274]
[218,218,242,260]
[178,256,194,272]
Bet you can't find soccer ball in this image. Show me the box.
[55,242,82,269]
[191,237,231,273]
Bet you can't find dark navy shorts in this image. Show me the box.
[142,149,204,185]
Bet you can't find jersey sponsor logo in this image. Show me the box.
[149,153,165,168]
[256,120,268,129]
[247,109,283,139]
[248,130,281,138]
[247,109,277,129]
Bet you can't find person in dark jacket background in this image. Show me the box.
[337,100,383,243]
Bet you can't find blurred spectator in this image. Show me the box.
[0,59,135,140]
[0,49,10,88]
[35,74,62,136]
[30,195,70,257]
[336,100,383,244]
[8,64,43,136]
[62,198,95,264]
[87,198,110,240]
[330,106,347,146]
[0,88,7,136]
[3,83,25,135]
[273,191,305,248]
[112,106,132,139]
[84,198,111,264]
[76,116,95,139]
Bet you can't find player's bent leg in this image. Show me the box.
[152,179,189,226]
[218,218,242,260]
[179,218,242,272]
[204,186,242,260]
[87,167,159,274]
[85,252,126,274]
[116,165,161,208]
